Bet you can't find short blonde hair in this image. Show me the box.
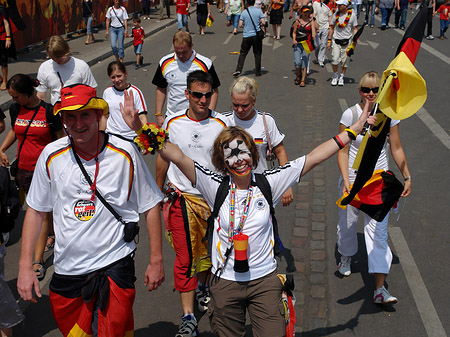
[46,35,70,59]
[358,71,381,88]
[173,31,192,46]
[212,126,259,174]
[230,76,259,101]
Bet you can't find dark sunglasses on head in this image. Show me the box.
[188,89,213,99]
[360,86,379,94]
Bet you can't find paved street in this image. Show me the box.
[2,4,449,336]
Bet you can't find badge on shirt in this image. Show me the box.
[74,200,96,221]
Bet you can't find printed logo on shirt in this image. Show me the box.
[191,131,202,142]
[80,172,95,186]
[168,72,177,81]
[74,200,96,221]
[15,119,48,128]
[255,197,266,210]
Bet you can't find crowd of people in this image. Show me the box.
[0,0,432,335]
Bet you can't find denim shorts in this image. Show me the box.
[134,44,143,55]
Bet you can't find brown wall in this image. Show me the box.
[13,0,147,50]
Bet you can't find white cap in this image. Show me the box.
[336,0,349,5]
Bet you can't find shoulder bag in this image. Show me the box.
[247,8,265,39]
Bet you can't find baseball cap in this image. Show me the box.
[301,5,312,11]
[53,84,109,116]
[336,0,349,5]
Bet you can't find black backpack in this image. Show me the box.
[203,174,281,257]
[0,167,20,243]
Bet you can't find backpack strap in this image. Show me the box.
[254,173,280,256]
[203,175,230,256]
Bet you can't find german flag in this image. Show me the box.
[337,170,404,221]
[346,23,365,57]
[300,38,315,54]
[340,6,427,206]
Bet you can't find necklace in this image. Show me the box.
[229,178,252,243]
[335,9,352,28]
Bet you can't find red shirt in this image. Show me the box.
[437,4,450,20]
[12,103,55,171]
[131,26,145,46]
[176,0,189,15]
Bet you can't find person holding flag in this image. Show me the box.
[327,0,358,86]
[292,5,316,87]
[335,71,412,304]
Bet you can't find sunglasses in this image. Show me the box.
[188,90,213,99]
[360,86,379,94]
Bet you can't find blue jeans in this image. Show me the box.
[440,19,449,37]
[394,8,407,28]
[365,1,376,26]
[293,43,310,69]
[380,7,393,27]
[231,13,240,29]
[83,16,93,35]
[284,0,291,11]
[110,26,125,58]
[353,4,362,19]
[177,13,189,29]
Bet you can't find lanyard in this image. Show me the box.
[228,177,252,242]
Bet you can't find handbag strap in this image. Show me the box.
[112,7,125,28]
[71,145,126,225]
[247,8,260,33]
[16,103,41,164]
[262,111,273,154]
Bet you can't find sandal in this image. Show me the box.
[32,261,46,281]
[295,78,301,85]
[299,80,306,87]
[45,235,55,252]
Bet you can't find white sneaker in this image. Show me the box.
[331,75,338,86]
[319,61,324,67]
[373,286,398,304]
[426,35,434,40]
[176,314,198,337]
[338,256,351,276]
[338,77,344,86]
[195,285,210,312]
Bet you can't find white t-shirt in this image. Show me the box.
[103,84,147,140]
[223,110,285,173]
[313,1,332,31]
[36,57,98,105]
[152,51,220,117]
[106,6,128,28]
[332,10,358,40]
[340,104,399,180]
[163,110,230,194]
[194,157,305,282]
[27,134,163,275]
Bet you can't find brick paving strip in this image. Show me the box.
[292,101,329,335]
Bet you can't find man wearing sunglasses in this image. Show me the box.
[156,70,230,337]
[152,31,221,127]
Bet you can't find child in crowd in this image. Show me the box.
[131,18,145,69]
[175,0,190,32]
[434,0,450,39]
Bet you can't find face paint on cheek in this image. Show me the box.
[223,139,252,176]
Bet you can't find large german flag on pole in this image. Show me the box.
[339,6,427,207]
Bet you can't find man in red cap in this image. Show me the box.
[17,84,165,337]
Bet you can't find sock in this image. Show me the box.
[339,73,344,79]
[334,72,338,77]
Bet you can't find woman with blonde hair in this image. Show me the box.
[336,71,412,304]
[223,76,293,206]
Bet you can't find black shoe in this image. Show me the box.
[233,71,241,77]
[255,72,261,77]
[135,63,139,70]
